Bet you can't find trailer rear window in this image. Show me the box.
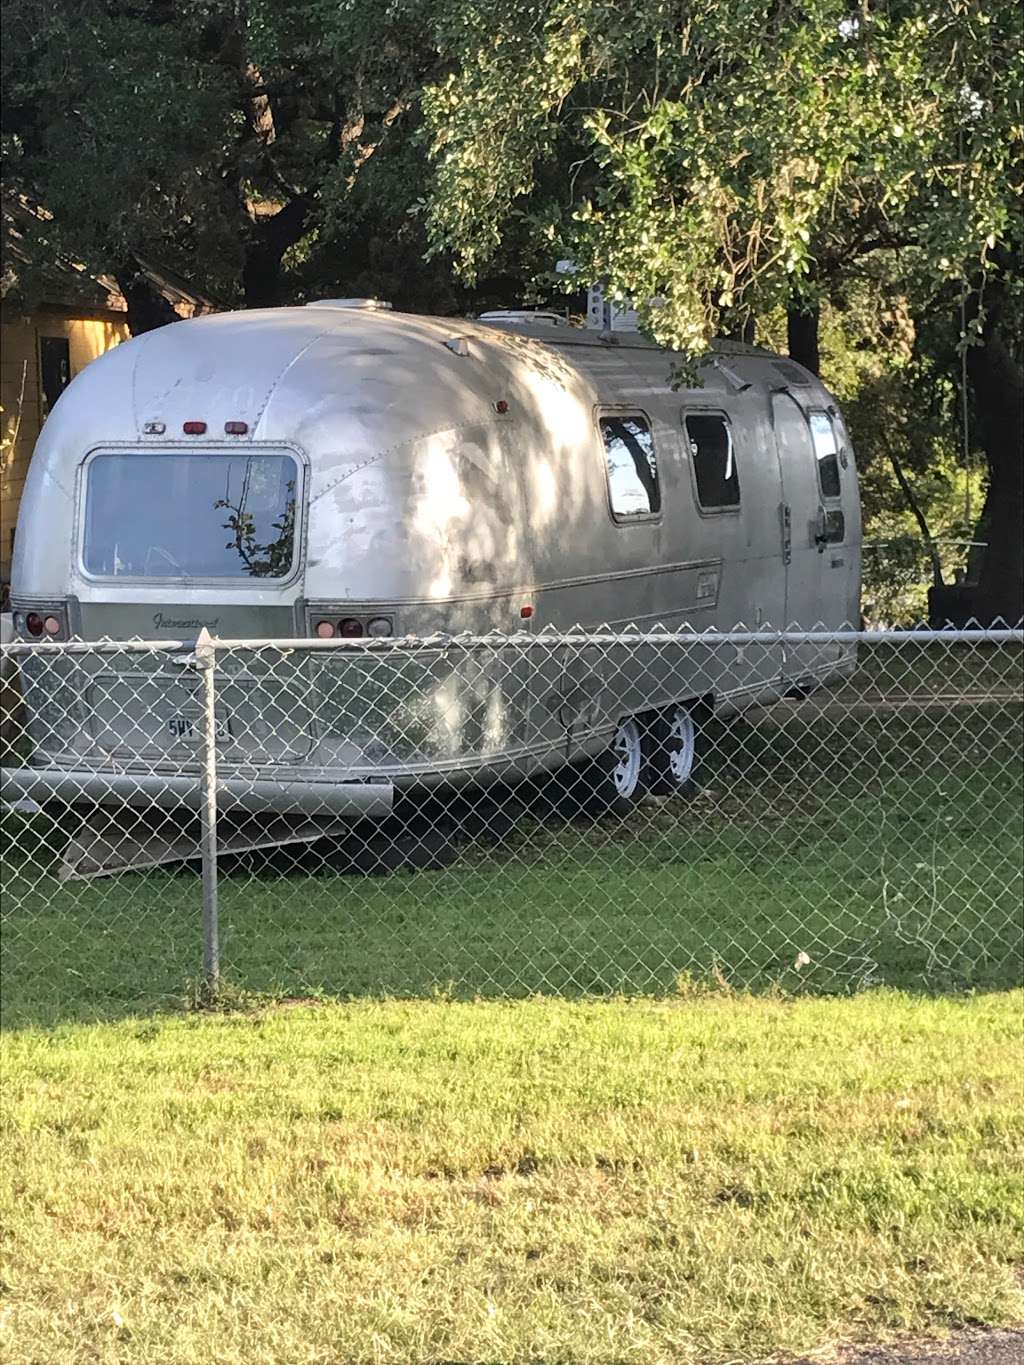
[83,452,298,579]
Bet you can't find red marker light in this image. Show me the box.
[520,604,534,619]
[183,421,207,435]
[224,421,248,435]
[494,399,509,414]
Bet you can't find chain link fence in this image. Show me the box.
[1,627,1021,1025]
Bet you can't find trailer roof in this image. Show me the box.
[473,313,776,360]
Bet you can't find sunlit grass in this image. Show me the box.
[1,991,1022,1363]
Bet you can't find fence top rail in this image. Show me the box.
[209,628,1024,650]
[1,638,191,657]
[2,628,1023,657]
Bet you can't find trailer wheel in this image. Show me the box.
[648,702,702,796]
[555,716,645,817]
[609,717,645,801]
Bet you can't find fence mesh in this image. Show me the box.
[2,628,1021,1026]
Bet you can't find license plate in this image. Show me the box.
[167,713,232,741]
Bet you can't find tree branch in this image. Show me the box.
[883,439,945,589]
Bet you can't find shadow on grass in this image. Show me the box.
[3,705,1021,1031]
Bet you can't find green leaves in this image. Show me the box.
[5,0,1019,344]
[2,0,447,312]
[423,0,1023,353]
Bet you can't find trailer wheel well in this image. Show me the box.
[636,692,714,730]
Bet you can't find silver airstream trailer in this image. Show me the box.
[2,299,860,870]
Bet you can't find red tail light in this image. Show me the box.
[339,619,364,638]
[25,612,44,637]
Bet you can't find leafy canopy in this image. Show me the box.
[424,0,1023,352]
[1,0,440,307]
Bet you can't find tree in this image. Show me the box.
[424,0,1023,622]
[1,0,442,318]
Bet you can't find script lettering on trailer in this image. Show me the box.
[152,612,221,631]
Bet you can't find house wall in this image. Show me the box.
[1,309,129,584]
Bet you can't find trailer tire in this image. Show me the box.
[559,716,647,818]
[647,702,705,797]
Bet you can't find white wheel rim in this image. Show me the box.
[667,708,696,785]
[612,719,643,798]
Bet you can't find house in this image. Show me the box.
[1,197,216,585]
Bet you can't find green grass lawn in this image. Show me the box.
[2,659,1021,1362]
[1,650,1020,1030]
[2,699,1021,1027]
[1,991,1022,1364]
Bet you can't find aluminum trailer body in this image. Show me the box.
[3,301,861,867]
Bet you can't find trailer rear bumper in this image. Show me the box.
[0,765,394,820]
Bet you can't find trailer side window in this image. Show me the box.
[599,414,660,520]
[685,413,740,510]
[808,411,841,499]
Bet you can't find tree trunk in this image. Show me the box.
[242,196,312,309]
[114,262,181,335]
[241,240,286,309]
[787,304,820,376]
[967,317,1024,626]
[725,314,756,345]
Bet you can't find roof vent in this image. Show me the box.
[772,360,811,385]
[478,310,570,328]
[304,298,392,311]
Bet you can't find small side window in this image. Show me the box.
[599,414,660,520]
[39,336,71,418]
[685,413,740,510]
[809,411,841,499]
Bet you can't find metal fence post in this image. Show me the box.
[194,627,220,994]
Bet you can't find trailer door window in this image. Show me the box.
[685,413,740,509]
[808,411,841,499]
[83,451,298,579]
[600,414,660,520]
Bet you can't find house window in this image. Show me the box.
[685,413,740,509]
[808,411,841,499]
[39,336,72,417]
[599,414,660,520]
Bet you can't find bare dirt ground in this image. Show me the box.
[792,1328,1024,1365]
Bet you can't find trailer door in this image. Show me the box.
[772,392,853,683]
[679,404,786,698]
